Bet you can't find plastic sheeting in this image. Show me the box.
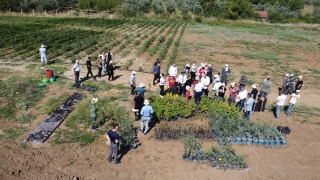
[24,92,84,143]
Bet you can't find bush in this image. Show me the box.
[268,11,284,23]
[194,16,203,23]
[182,13,192,21]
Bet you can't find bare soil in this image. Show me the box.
[1,23,320,180]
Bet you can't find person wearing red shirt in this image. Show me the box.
[186,85,191,100]
[168,75,176,96]
[199,67,205,79]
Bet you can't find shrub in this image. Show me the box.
[182,13,192,21]
[194,16,203,23]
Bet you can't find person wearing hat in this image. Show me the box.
[245,93,254,121]
[133,91,144,120]
[250,84,258,100]
[130,71,137,95]
[159,74,166,97]
[153,63,161,86]
[136,83,151,99]
[239,75,248,90]
[73,60,81,86]
[107,61,114,81]
[190,62,197,81]
[227,82,238,105]
[97,56,102,78]
[39,44,48,65]
[184,63,191,73]
[286,90,301,116]
[273,91,287,120]
[168,63,178,77]
[140,99,153,135]
[236,86,247,111]
[167,74,176,96]
[154,58,160,67]
[90,98,98,132]
[216,83,226,101]
[221,64,231,85]
[185,85,191,100]
[295,75,303,92]
[106,49,113,73]
[282,73,290,94]
[178,71,187,96]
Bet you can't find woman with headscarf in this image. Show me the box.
[221,64,231,85]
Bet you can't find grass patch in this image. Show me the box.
[293,104,317,112]
[242,52,279,62]
[50,129,103,146]
[0,127,28,140]
[43,92,70,115]
[240,70,256,76]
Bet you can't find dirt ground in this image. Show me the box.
[1,22,320,180]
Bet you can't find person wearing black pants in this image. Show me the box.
[153,63,160,86]
[159,74,166,97]
[108,61,114,81]
[97,57,102,78]
[86,57,93,78]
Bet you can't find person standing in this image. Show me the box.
[106,50,113,73]
[184,63,191,72]
[178,71,187,96]
[282,73,290,94]
[39,44,48,65]
[159,74,166,97]
[295,75,303,92]
[86,57,94,78]
[133,92,144,120]
[73,60,81,86]
[190,62,197,81]
[273,92,287,120]
[99,52,106,74]
[250,84,258,100]
[201,73,210,96]
[106,124,120,164]
[245,94,254,121]
[90,98,98,132]
[97,57,102,78]
[167,75,176,96]
[107,61,114,81]
[140,99,153,135]
[261,77,272,99]
[154,58,160,67]
[136,83,150,99]
[221,64,231,85]
[228,82,238,104]
[239,75,248,90]
[216,83,226,101]
[207,64,213,84]
[130,71,136,95]
[168,63,178,77]
[286,90,300,116]
[194,80,204,105]
[153,63,161,86]
[185,85,191,100]
[236,86,248,111]
[287,74,295,94]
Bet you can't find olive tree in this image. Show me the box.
[152,0,164,14]
[165,0,176,14]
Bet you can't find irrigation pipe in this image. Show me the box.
[264,108,320,117]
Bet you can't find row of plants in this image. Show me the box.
[182,135,248,170]
[158,22,182,59]
[154,123,213,139]
[210,112,287,147]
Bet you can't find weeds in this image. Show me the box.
[43,92,70,115]
[0,127,28,140]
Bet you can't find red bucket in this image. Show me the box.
[46,69,53,80]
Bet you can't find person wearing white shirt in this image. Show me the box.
[178,71,187,96]
[159,74,166,97]
[236,86,248,112]
[190,62,197,81]
[39,44,48,64]
[73,60,81,86]
[201,73,210,96]
[286,90,300,116]
[168,63,178,77]
[273,92,287,120]
[194,80,204,105]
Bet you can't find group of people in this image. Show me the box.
[72,50,114,86]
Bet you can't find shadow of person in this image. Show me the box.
[112,75,122,81]
[118,146,130,161]
[270,106,276,118]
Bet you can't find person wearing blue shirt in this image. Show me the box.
[140,99,153,135]
[245,93,254,121]
[153,63,161,86]
[136,83,150,98]
[106,124,120,164]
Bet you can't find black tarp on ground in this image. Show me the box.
[25,92,84,143]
